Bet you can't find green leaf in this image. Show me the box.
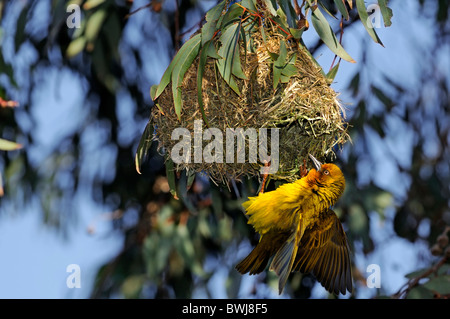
[219,3,244,29]
[165,157,178,199]
[310,4,356,63]
[83,0,106,10]
[289,27,306,39]
[371,85,394,110]
[135,121,153,174]
[197,40,213,127]
[187,170,196,190]
[154,58,177,100]
[121,274,145,299]
[216,22,245,94]
[241,0,257,11]
[273,8,290,33]
[334,0,349,20]
[277,0,297,28]
[282,53,297,73]
[66,36,87,58]
[378,0,393,27]
[201,0,226,45]
[154,34,202,101]
[318,1,338,19]
[263,0,278,16]
[150,84,158,101]
[355,0,384,46]
[281,63,297,77]
[404,268,429,279]
[171,34,202,121]
[85,9,107,42]
[0,138,22,151]
[326,62,340,83]
[407,286,434,299]
[15,6,28,53]
[274,47,297,84]
[206,43,220,59]
[273,41,287,89]
[423,275,450,295]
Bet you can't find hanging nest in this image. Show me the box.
[149,1,350,184]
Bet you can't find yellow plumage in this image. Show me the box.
[236,155,352,295]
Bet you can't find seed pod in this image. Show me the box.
[437,234,449,249]
[431,244,443,256]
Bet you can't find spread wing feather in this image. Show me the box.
[293,209,352,295]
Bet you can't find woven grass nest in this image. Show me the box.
[150,1,350,184]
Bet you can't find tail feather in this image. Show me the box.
[236,232,289,275]
[235,243,271,275]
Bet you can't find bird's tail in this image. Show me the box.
[236,240,272,275]
[236,232,287,275]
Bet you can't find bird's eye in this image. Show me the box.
[323,170,330,175]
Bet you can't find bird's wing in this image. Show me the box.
[269,216,306,294]
[293,209,352,295]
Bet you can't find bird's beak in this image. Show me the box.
[309,154,322,171]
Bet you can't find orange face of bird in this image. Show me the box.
[307,154,346,200]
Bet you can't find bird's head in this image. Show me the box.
[308,154,346,200]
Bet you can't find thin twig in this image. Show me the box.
[392,255,449,299]
[124,2,152,20]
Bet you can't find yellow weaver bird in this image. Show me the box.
[236,154,352,295]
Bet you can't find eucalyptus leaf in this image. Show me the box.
[206,43,220,59]
[197,40,213,127]
[378,0,393,27]
[423,275,450,295]
[318,1,338,19]
[326,62,340,83]
[165,156,178,199]
[66,36,86,58]
[273,41,287,89]
[150,84,158,101]
[0,138,22,151]
[85,9,107,42]
[281,62,298,77]
[241,0,256,11]
[216,22,246,94]
[263,0,278,16]
[310,4,356,63]
[171,34,202,121]
[135,121,153,174]
[356,0,384,46]
[83,0,106,10]
[406,286,434,299]
[289,27,305,39]
[219,3,244,29]
[276,0,297,28]
[14,6,28,53]
[201,0,226,45]
[154,56,177,100]
[187,170,196,190]
[334,0,349,20]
